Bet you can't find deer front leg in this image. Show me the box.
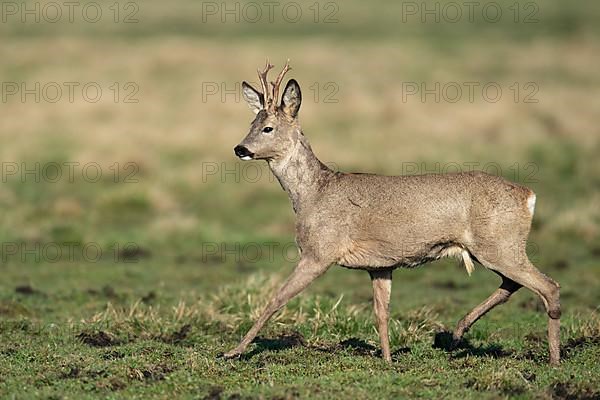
[223,257,330,359]
[369,269,393,363]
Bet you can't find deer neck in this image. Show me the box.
[268,132,332,213]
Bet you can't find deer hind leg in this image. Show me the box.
[452,275,521,346]
[471,247,561,365]
[369,269,393,363]
[501,260,560,365]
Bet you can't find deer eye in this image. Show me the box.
[262,127,274,133]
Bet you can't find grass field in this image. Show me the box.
[1,0,599,398]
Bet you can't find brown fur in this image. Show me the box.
[226,62,561,365]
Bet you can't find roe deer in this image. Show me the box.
[225,60,561,365]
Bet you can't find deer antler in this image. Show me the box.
[256,59,291,111]
[271,59,291,110]
[257,58,274,108]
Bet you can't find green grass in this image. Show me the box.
[1,260,599,399]
[1,0,600,398]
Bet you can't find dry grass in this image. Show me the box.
[1,1,599,398]
[2,35,599,249]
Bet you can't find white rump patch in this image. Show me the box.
[527,193,536,215]
[440,246,475,276]
[240,156,253,161]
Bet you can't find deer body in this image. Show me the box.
[226,61,561,365]
[293,167,534,272]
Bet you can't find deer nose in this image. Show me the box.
[234,145,254,160]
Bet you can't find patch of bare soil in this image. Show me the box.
[15,285,45,296]
[550,381,600,400]
[77,330,121,347]
[128,363,175,382]
[141,291,157,304]
[562,334,600,359]
[158,324,192,344]
[118,245,152,261]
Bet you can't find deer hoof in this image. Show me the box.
[220,349,242,360]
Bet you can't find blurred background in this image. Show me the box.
[0,0,599,397]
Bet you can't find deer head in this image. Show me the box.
[234,59,302,161]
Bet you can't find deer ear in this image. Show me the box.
[280,79,301,118]
[242,81,264,114]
